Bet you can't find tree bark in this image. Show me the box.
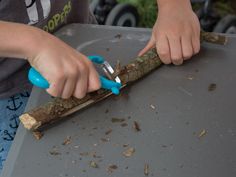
[20,31,228,131]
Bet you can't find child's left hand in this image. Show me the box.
[139,1,201,65]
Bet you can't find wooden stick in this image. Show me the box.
[20,31,228,131]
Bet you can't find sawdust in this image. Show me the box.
[208,83,217,91]
[105,129,112,135]
[107,164,118,173]
[198,129,207,138]
[133,121,141,131]
[89,161,99,168]
[123,147,135,157]
[144,164,149,176]
[121,123,128,127]
[62,136,71,145]
[111,118,125,123]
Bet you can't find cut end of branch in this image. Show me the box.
[19,113,42,130]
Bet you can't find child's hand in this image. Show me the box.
[139,0,200,65]
[28,30,100,99]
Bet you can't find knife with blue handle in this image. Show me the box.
[28,55,121,95]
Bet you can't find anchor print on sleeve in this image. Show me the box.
[9,114,19,129]
[20,91,30,98]
[6,95,23,111]
[2,130,15,141]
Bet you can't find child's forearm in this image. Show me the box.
[157,0,192,9]
[0,21,41,59]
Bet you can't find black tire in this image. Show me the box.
[105,3,139,27]
[213,15,236,34]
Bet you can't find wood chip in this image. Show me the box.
[62,136,71,145]
[89,161,98,168]
[133,121,141,131]
[208,83,216,91]
[80,152,89,156]
[144,163,149,176]
[150,104,156,109]
[123,147,135,157]
[198,129,207,138]
[111,118,125,123]
[101,138,109,142]
[105,129,112,135]
[123,144,129,148]
[107,164,118,173]
[121,123,128,127]
[49,148,61,156]
[33,131,43,140]
[187,75,194,80]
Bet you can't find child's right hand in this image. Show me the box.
[27,29,101,99]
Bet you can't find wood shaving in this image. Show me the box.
[105,129,112,135]
[105,109,109,113]
[208,83,216,91]
[49,148,61,156]
[80,152,89,156]
[198,129,207,138]
[62,136,71,145]
[123,147,135,157]
[74,145,79,149]
[121,123,128,127]
[133,121,141,131]
[123,144,129,147]
[101,138,110,142]
[187,75,194,80]
[89,161,98,168]
[33,131,43,140]
[144,163,149,176]
[111,118,125,123]
[107,164,118,173]
[150,104,156,109]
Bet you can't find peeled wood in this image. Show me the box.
[20,31,227,131]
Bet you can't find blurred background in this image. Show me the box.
[90,0,236,34]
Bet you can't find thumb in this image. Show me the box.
[138,35,156,57]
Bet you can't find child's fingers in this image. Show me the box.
[61,69,77,99]
[46,75,66,98]
[156,35,171,64]
[192,35,200,55]
[73,67,89,99]
[169,37,183,65]
[87,66,101,92]
[181,35,194,60]
[138,35,155,57]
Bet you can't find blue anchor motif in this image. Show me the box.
[9,114,19,129]
[3,130,15,141]
[6,96,23,111]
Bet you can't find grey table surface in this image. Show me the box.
[2,24,236,177]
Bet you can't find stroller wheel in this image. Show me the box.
[214,15,236,34]
[90,0,100,13]
[105,3,139,27]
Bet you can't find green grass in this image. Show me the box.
[117,0,157,28]
[117,0,235,28]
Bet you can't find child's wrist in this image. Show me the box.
[157,0,192,11]
[23,27,49,63]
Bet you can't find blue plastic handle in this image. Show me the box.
[28,55,121,95]
[28,67,50,89]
